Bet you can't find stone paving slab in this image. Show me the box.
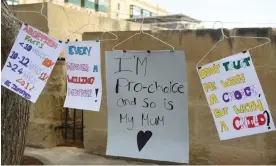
[24,147,155,165]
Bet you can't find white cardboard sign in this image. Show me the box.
[1,24,64,103]
[105,51,189,163]
[64,41,102,111]
[197,51,275,140]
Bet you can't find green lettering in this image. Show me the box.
[243,57,251,67]
[223,61,230,71]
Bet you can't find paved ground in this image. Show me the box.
[24,147,154,165]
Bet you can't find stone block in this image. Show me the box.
[26,121,64,148]
[33,94,65,121]
[83,128,107,155]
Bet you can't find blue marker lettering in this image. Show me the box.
[93,65,98,72]
[87,47,92,56]
[69,46,75,55]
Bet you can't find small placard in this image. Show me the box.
[197,51,275,140]
[1,24,64,103]
[63,41,102,111]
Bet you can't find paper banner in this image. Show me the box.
[105,51,189,163]
[64,41,102,111]
[197,51,275,140]
[1,24,64,103]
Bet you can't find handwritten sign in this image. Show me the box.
[105,51,189,163]
[64,41,102,111]
[1,24,64,103]
[197,51,275,140]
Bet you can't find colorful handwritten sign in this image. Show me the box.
[1,24,64,103]
[64,41,102,111]
[197,51,275,140]
[105,51,189,163]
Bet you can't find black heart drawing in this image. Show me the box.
[137,130,152,152]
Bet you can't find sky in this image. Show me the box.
[150,0,276,28]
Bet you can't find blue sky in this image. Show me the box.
[151,0,276,28]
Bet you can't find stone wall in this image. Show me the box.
[82,28,276,164]
[26,61,66,148]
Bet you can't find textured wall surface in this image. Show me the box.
[26,61,66,148]
[82,29,276,164]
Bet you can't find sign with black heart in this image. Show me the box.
[105,50,189,163]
